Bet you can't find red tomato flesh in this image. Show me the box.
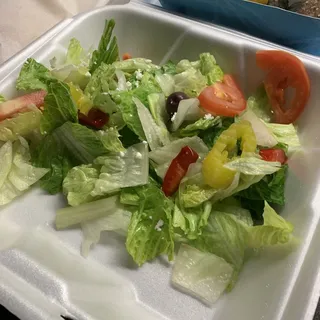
[162,146,199,197]
[259,148,287,164]
[198,74,246,117]
[122,53,132,60]
[256,50,310,124]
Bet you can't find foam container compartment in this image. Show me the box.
[0,1,320,319]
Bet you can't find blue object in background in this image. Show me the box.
[159,0,320,56]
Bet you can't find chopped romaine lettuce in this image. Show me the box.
[133,97,169,150]
[224,157,282,175]
[161,60,177,75]
[199,53,224,85]
[113,58,158,73]
[63,165,99,206]
[0,138,48,205]
[115,69,128,91]
[179,116,221,137]
[173,68,207,97]
[89,19,119,73]
[16,58,54,91]
[81,206,131,257]
[171,98,201,132]
[240,109,277,147]
[193,210,249,288]
[173,200,212,240]
[40,81,78,135]
[85,63,117,99]
[91,142,149,197]
[125,181,175,266]
[248,202,294,248]
[32,132,76,194]
[247,86,273,123]
[0,95,6,102]
[171,244,233,305]
[237,165,288,206]
[265,122,301,153]
[54,122,113,164]
[56,195,120,229]
[0,106,42,141]
[176,59,200,73]
[155,73,175,96]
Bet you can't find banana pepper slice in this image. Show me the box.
[202,120,257,189]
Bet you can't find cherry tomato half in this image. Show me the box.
[198,74,246,117]
[256,50,310,124]
[122,53,132,60]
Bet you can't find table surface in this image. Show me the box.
[0,1,318,319]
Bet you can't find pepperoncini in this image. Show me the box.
[202,120,257,189]
[68,83,93,115]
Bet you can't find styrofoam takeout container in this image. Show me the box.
[0,1,320,320]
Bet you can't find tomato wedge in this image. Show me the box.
[259,148,287,164]
[162,146,199,197]
[256,50,310,124]
[198,74,246,117]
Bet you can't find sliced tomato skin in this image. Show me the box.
[198,74,246,117]
[256,50,310,124]
[259,148,287,164]
[162,146,199,197]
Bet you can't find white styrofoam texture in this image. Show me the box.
[0,1,320,320]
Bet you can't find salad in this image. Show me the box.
[0,19,310,305]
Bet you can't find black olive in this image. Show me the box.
[166,92,189,119]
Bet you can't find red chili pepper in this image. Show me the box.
[78,108,109,130]
[122,53,132,60]
[259,148,287,164]
[162,146,199,197]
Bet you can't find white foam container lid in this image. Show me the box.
[0,1,320,319]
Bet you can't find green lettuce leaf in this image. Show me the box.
[54,122,114,164]
[40,81,78,135]
[51,38,91,89]
[248,202,294,248]
[85,63,117,99]
[16,58,54,91]
[113,58,159,73]
[192,210,249,288]
[199,53,224,85]
[0,138,49,205]
[0,106,42,141]
[265,122,301,153]
[91,142,149,197]
[161,60,177,75]
[173,200,212,240]
[32,132,76,194]
[56,195,120,229]
[247,86,273,123]
[179,116,221,137]
[237,165,288,206]
[0,95,6,102]
[63,165,99,206]
[125,182,175,266]
[176,59,200,73]
[171,244,234,305]
[173,68,207,97]
[89,19,119,74]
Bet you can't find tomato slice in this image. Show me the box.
[259,148,287,164]
[122,53,132,60]
[162,146,199,197]
[256,50,310,124]
[198,74,246,117]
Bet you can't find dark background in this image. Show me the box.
[1,302,320,319]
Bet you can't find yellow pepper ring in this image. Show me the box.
[202,120,257,189]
